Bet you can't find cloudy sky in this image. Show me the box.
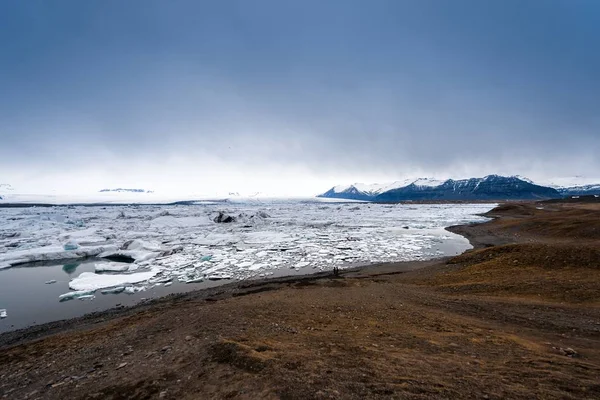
[1,0,599,197]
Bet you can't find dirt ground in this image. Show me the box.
[1,201,600,399]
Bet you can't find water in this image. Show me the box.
[0,259,232,333]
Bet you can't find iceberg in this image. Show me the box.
[101,286,126,295]
[0,309,7,319]
[69,270,159,291]
[63,241,79,251]
[0,244,118,269]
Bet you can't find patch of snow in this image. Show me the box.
[333,184,353,193]
[514,175,535,184]
[411,178,446,187]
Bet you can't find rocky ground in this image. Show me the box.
[1,200,600,399]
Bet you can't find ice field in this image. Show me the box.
[0,201,495,329]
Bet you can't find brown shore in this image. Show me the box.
[1,200,600,399]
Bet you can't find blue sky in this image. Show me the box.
[1,1,599,195]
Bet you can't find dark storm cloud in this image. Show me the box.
[1,0,599,183]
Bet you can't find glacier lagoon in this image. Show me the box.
[0,200,495,332]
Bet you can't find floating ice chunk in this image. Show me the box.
[78,295,95,301]
[98,239,164,263]
[69,270,159,291]
[0,244,118,268]
[45,279,57,284]
[185,276,204,284]
[295,261,310,268]
[59,290,96,302]
[124,239,162,252]
[95,262,130,272]
[124,286,136,294]
[63,241,79,251]
[101,286,126,295]
[0,309,6,319]
[200,255,213,262]
[164,281,172,287]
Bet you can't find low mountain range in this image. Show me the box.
[319,175,600,202]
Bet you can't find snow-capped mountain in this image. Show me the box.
[320,180,416,201]
[556,184,600,196]
[319,175,562,201]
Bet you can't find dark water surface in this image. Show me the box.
[0,259,228,333]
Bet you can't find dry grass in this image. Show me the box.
[485,203,600,240]
[423,243,600,303]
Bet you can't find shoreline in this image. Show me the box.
[0,256,446,348]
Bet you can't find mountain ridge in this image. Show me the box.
[319,175,600,202]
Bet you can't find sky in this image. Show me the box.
[1,0,599,197]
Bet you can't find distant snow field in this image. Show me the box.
[0,202,494,319]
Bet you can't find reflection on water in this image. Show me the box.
[62,263,81,275]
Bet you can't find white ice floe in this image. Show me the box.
[97,239,164,263]
[101,286,125,294]
[0,244,118,270]
[69,270,159,291]
[0,309,7,319]
[58,290,96,302]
